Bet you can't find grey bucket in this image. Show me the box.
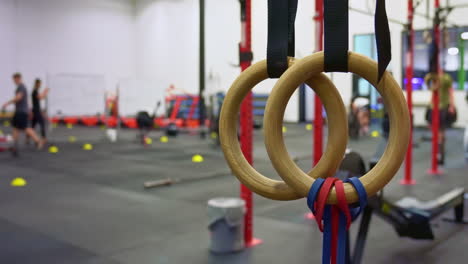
[207,198,246,254]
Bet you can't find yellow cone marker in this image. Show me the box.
[282,126,287,133]
[52,123,58,128]
[100,125,106,130]
[371,131,380,138]
[68,136,77,143]
[3,121,10,127]
[160,136,169,143]
[381,202,391,214]
[211,132,218,139]
[11,178,27,187]
[66,123,73,129]
[49,146,59,154]
[305,124,313,131]
[83,143,93,151]
[145,137,153,145]
[0,129,3,136]
[192,154,204,163]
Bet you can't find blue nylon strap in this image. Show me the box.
[337,177,367,263]
[322,205,332,264]
[346,177,368,221]
[307,178,325,214]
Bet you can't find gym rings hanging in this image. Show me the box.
[220,52,410,204]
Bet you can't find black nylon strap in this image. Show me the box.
[324,0,349,72]
[267,0,297,78]
[287,0,298,58]
[323,0,392,81]
[375,0,392,82]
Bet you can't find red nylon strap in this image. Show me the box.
[314,178,339,232]
[334,180,352,229]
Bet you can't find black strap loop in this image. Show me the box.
[267,0,297,78]
[323,0,392,82]
[324,0,349,73]
[375,0,392,82]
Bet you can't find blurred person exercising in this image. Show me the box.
[1,73,45,156]
[31,78,49,141]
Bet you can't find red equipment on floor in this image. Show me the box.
[165,94,200,128]
[81,116,100,127]
[63,116,79,125]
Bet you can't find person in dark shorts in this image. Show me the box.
[136,110,154,145]
[31,79,49,140]
[1,73,44,156]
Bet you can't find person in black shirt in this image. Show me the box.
[31,79,49,140]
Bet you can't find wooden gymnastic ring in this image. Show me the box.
[219,59,348,201]
[264,51,410,204]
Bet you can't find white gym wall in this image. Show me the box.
[135,0,200,98]
[0,0,18,105]
[0,0,136,112]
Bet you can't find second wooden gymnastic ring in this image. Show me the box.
[219,58,348,201]
[264,51,410,204]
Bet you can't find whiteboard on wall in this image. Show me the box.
[118,79,165,117]
[47,74,106,116]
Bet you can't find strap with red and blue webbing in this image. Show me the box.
[307,177,367,264]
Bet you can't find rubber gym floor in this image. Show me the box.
[0,124,467,264]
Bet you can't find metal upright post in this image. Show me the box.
[305,0,325,221]
[402,0,416,185]
[313,0,324,167]
[428,0,442,175]
[199,0,206,139]
[239,0,261,248]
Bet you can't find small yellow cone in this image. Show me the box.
[371,131,380,138]
[68,136,77,143]
[305,124,313,131]
[282,126,287,133]
[83,143,93,151]
[52,123,58,128]
[100,125,106,130]
[11,178,27,187]
[382,203,391,214]
[0,129,3,136]
[3,121,10,127]
[49,146,59,154]
[210,132,218,139]
[145,137,153,145]
[160,136,169,143]
[192,154,204,163]
[66,123,73,129]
